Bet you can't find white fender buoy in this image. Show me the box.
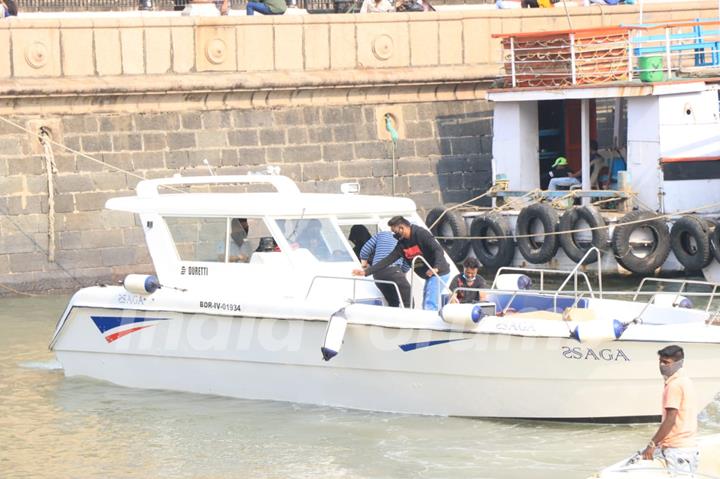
[494,274,532,291]
[440,303,486,326]
[321,308,347,361]
[123,274,160,295]
[651,293,693,309]
[571,319,627,343]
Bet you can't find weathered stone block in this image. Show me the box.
[142,133,168,152]
[196,130,227,149]
[12,28,61,78]
[303,23,330,71]
[56,174,101,194]
[287,128,308,145]
[273,109,304,126]
[99,116,134,132]
[54,194,76,213]
[405,121,434,139]
[59,211,103,232]
[94,28,122,76]
[62,117,99,134]
[0,255,9,275]
[121,28,145,74]
[339,159,373,178]
[415,139,442,157]
[187,148,222,167]
[61,28,95,77]
[146,27,172,75]
[302,162,339,181]
[202,111,232,129]
[282,145,321,164]
[439,20,463,65]
[165,150,191,169]
[259,129,286,146]
[112,134,143,152]
[371,160,393,177]
[75,192,114,212]
[274,24,303,71]
[398,157,431,176]
[171,26,194,74]
[264,147,283,165]
[0,137,24,157]
[101,210,136,229]
[233,147,265,166]
[409,21,439,67]
[330,23,356,70]
[181,112,202,130]
[237,24,273,72]
[450,137,481,156]
[353,142,387,160]
[80,229,125,248]
[101,246,137,267]
[0,233,37,255]
[55,249,104,269]
[9,252,49,273]
[168,132,196,150]
[321,144,352,162]
[132,152,165,171]
[227,130,259,147]
[91,172,127,191]
[308,127,334,144]
[80,136,112,153]
[7,156,44,175]
[136,113,180,132]
[232,110,273,128]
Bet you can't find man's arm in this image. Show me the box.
[417,228,448,276]
[359,236,377,262]
[363,244,403,276]
[641,408,678,460]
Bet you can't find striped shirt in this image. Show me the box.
[360,231,410,272]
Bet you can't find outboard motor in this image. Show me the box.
[123,274,160,295]
[494,274,532,291]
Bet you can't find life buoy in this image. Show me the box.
[611,210,671,275]
[670,215,712,271]
[425,207,470,263]
[710,220,720,264]
[516,203,560,264]
[470,214,516,268]
[558,205,609,264]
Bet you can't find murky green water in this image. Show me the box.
[1,293,718,479]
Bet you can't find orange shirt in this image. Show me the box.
[660,368,698,448]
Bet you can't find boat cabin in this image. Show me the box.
[491,22,720,215]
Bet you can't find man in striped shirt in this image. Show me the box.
[358,230,411,308]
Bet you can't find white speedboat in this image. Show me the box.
[591,434,720,478]
[50,174,720,421]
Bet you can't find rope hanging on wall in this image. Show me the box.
[39,127,58,263]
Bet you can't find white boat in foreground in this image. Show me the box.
[591,434,720,478]
[50,174,720,421]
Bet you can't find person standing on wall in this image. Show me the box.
[641,345,699,475]
[246,0,287,15]
[359,230,411,308]
[353,216,450,311]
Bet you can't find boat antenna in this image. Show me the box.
[202,159,215,176]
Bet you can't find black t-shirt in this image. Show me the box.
[449,273,487,303]
[365,225,450,278]
[551,165,572,178]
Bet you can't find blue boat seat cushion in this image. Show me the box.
[492,293,587,313]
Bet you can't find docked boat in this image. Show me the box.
[590,434,720,478]
[50,173,720,420]
[427,20,720,281]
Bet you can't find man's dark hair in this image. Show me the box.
[590,139,599,151]
[658,345,684,361]
[388,216,411,228]
[463,257,480,269]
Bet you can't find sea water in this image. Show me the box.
[1,293,718,479]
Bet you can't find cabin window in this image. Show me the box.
[276,218,353,262]
[165,217,227,262]
[165,217,275,263]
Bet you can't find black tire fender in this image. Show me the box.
[558,205,609,264]
[425,207,470,263]
[470,214,516,269]
[710,220,720,264]
[516,203,560,264]
[611,210,671,275]
[670,215,712,271]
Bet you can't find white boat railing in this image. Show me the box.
[304,275,406,308]
[633,277,720,312]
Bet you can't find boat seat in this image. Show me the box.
[493,293,588,313]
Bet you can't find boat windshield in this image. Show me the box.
[275,218,353,263]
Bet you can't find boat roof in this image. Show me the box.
[106,192,417,217]
[488,79,718,102]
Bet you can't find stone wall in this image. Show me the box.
[1,2,719,294]
[0,101,492,294]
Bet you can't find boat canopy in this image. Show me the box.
[106,192,417,217]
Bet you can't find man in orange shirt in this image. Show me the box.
[641,345,699,474]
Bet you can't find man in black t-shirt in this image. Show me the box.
[449,257,487,304]
[353,216,450,311]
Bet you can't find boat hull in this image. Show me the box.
[53,303,720,421]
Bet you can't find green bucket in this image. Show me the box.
[638,56,664,82]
